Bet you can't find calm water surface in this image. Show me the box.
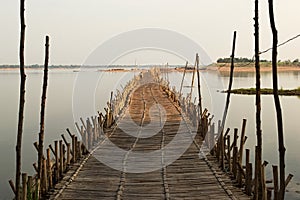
[169,71,300,200]
[0,69,299,199]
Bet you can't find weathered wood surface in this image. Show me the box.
[48,72,249,200]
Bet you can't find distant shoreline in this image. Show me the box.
[1,63,300,73]
[207,63,300,73]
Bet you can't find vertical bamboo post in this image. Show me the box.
[233,128,238,147]
[54,141,59,182]
[267,189,272,200]
[233,146,238,179]
[245,149,250,193]
[15,0,27,198]
[46,148,52,189]
[93,117,98,142]
[246,163,253,195]
[232,128,238,177]
[254,0,263,199]
[75,137,78,158]
[218,120,221,136]
[268,1,286,199]
[37,36,50,197]
[84,129,88,153]
[62,144,66,172]
[254,146,259,200]
[218,31,237,172]
[227,135,231,172]
[67,143,71,167]
[246,149,250,166]
[188,57,197,103]
[59,140,63,177]
[219,131,224,169]
[77,141,82,159]
[238,119,247,186]
[210,123,215,156]
[72,135,76,163]
[27,176,33,200]
[196,53,203,118]
[262,162,267,199]
[22,173,27,200]
[273,165,279,200]
[42,158,48,193]
[179,61,188,96]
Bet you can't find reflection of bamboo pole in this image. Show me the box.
[38,36,50,197]
[15,0,26,198]
[254,0,263,199]
[268,1,287,199]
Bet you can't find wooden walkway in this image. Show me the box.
[49,73,250,200]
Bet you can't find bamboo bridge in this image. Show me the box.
[45,70,249,200]
[12,68,261,200]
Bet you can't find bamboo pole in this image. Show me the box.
[27,176,33,199]
[42,158,48,193]
[37,35,50,197]
[219,31,237,170]
[54,141,59,182]
[254,0,263,198]
[67,143,71,167]
[246,163,253,195]
[220,128,224,169]
[62,144,66,171]
[267,189,272,200]
[15,0,27,198]
[188,57,197,103]
[233,146,238,179]
[77,141,82,159]
[179,61,188,96]
[285,174,293,188]
[262,161,268,199]
[273,165,279,200]
[59,140,63,177]
[238,119,247,186]
[227,135,231,172]
[33,163,38,173]
[196,53,203,117]
[72,135,76,163]
[46,148,53,189]
[268,1,287,199]
[22,173,27,200]
[9,180,16,195]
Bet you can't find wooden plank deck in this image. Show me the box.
[49,73,250,200]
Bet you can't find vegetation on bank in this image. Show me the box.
[217,57,300,67]
[224,87,300,96]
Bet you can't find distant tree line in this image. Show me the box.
[217,57,268,63]
[217,57,300,66]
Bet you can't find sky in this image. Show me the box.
[0,0,300,65]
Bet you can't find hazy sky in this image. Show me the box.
[0,0,300,65]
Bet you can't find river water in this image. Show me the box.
[0,68,299,199]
